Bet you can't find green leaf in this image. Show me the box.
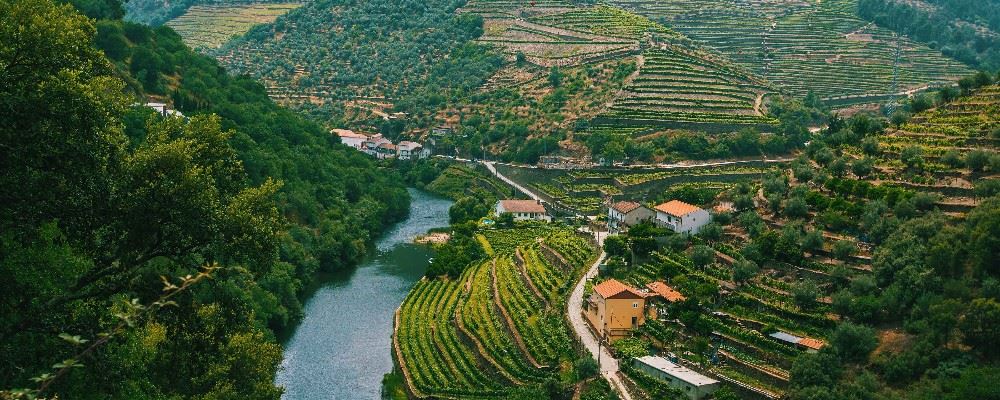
[58,332,89,345]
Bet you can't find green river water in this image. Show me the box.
[275,188,452,399]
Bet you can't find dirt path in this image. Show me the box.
[754,93,764,115]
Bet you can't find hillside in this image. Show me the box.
[857,0,1000,71]
[608,0,973,105]
[164,2,301,50]
[1,0,410,397]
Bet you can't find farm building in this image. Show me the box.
[654,200,712,234]
[768,331,826,353]
[494,200,551,222]
[585,279,646,343]
[632,356,720,400]
[642,281,686,319]
[607,201,656,232]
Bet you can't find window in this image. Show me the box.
[631,316,637,327]
[633,302,638,308]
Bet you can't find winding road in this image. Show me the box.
[484,159,632,398]
[566,233,635,400]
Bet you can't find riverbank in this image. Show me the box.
[274,188,453,399]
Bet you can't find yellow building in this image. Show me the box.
[585,279,646,343]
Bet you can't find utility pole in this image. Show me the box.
[887,33,902,116]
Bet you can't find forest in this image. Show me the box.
[857,0,1000,71]
[1,0,409,397]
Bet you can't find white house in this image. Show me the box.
[396,141,425,160]
[144,102,184,118]
[333,129,367,150]
[632,356,720,400]
[494,200,551,222]
[376,142,397,159]
[607,201,656,232]
[363,134,392,157]
[654,200,712,234]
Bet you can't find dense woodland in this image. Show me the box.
[857,0,1000,71]
[0,0,409,397]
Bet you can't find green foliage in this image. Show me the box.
[604,235,628,258]
[0,1,410,397]
[611,337,649,359]
[857,0,1000,70]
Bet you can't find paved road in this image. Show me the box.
[482,161,545,202]
[567,233,634,400]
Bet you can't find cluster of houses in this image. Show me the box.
[608,199,712,234]
[334,129,431,160]
[584,278,722,399]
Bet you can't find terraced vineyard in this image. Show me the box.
[880,85,1000,160]
[598,45,777,129]
[467,2,777,129]
[394,227,597,397]
[497,162,782,214]
[165,3,301,50]
[469,4,673,67]
[608,0,972,103]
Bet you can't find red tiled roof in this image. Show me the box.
[332,129,367,139]
[611,201,642,214]
[499,200,546,214]
[645,281,686,302]
[593,279,643,299]
[654,200,702,217]
[798,338,826,350]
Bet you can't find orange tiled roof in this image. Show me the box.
[499,200,546,214]
[798,338,826,350]
[332,129,367,139]
[611,201,642,214]
[645,281,686,302]
[593,279,643,299]
[654,200,702,217]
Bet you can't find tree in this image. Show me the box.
[802,230,824,254]
[966,149,991,173]
[829,157,848,177]
[792,279,819,307]
[832,240,856,261]
[698,223,723,242]
[890,111,910,127]
[601,141,625,164]
[861,137,879,155]
[548,65,562,87]
[785,197,809,219]
[691,245,715,269]
[941,149,963,168]
[901,145,924,171]
[851,158,874,178]
[732,259,759,285]
[831,322,878,363]
[573,357,599,380]
[604,235,628,258]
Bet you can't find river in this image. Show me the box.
[275,188,452,399]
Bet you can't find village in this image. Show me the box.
[486,187,830,399]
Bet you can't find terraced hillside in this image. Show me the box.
[497,161,785,214]
[597,45,777,130]
[473,5,668,67]
[880,85,1000,162]
[394,226,598,398]
[466,2,778,132]
[165,3,301,50]
[608,0,973,104]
